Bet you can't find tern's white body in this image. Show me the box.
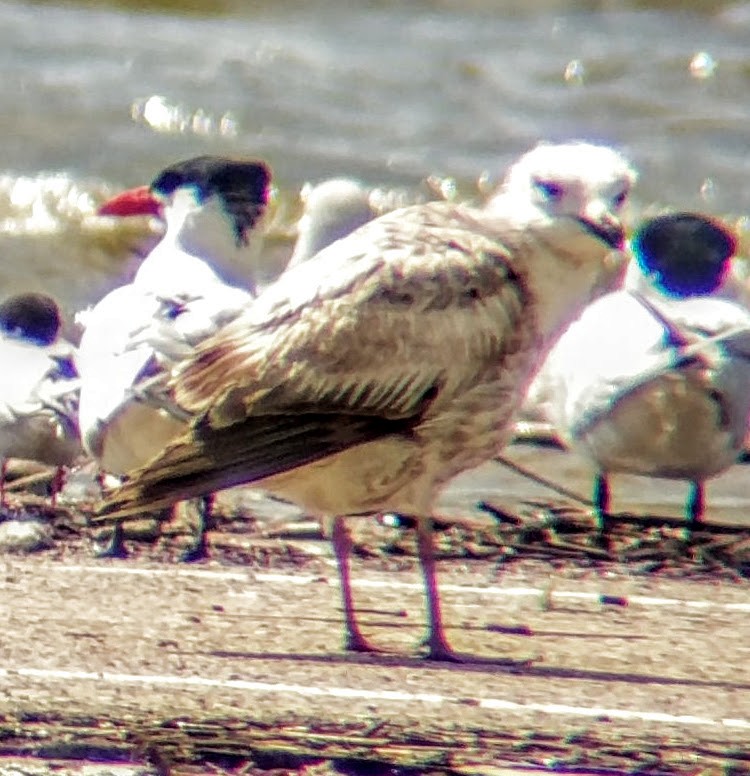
[77,183,258,476]
[77,273,254,475]
[0,334,80,467]
[544,290,750,481]
[288,178,377,268]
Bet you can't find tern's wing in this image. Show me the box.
[556,291,750,439]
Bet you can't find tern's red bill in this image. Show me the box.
[98,185,162,218]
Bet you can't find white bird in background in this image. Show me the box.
[77,156,271,557]
[95,140,635,661]
[288,178,378,267]
[541,212,750,534]
[0,292,81,503]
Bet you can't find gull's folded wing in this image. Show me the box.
[96,202,530,519]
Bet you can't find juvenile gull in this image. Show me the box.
[97,141,635,660]
[541,213,750,531]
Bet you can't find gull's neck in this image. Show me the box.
[483,190,624,346]
[497,212,622,349]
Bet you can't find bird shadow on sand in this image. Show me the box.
[201,647,749,691]
[230,611,648,642]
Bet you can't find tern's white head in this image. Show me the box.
[99,155,272,292]
[0,292,81,467]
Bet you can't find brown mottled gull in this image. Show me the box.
[96,141,635,660]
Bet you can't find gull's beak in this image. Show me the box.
[98,185,163,218]
[577,200,625,250]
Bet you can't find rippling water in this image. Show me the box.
[1,0,750,310]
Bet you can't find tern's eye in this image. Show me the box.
[534,179,565,201]
[151,170,183,196]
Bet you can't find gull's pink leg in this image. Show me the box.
[50,466,65,507]
[416,516,460,661]
[687,480,705,524]
[331,515,380,653]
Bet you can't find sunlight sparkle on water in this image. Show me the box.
[131,95,238,138]
[0,175,98,234]
[689,51,717,79]
[700,178,717,202]
[426,175,457,201]
[564,59,586,86]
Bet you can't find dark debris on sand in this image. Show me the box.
[0,711,747,776]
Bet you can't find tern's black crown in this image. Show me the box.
[0,292,61,346]
[151,155,272,245]
[632,212,736,297]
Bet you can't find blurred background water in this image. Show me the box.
[0,0,749,311]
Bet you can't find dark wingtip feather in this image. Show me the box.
[94,411,424,523]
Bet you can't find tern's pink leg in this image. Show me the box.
[50,466,65,507]
[331,515,380,653]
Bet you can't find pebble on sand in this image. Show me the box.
[0,518,52,553]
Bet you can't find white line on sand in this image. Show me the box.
[3,666,749,730]
[44,564,750,613]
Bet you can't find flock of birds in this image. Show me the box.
[2,140,749,661]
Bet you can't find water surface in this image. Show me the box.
[0,0,748,307]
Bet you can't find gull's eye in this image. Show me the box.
[534,179,565,201]
[612,188,629,209]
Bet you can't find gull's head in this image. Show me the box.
[629,212,736,298]
[484,141,637,342]
[488,141,636,251]
[0,292,62,347]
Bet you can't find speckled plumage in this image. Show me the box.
[100,195,627,511]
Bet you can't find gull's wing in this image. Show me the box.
[97,201,531,518]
